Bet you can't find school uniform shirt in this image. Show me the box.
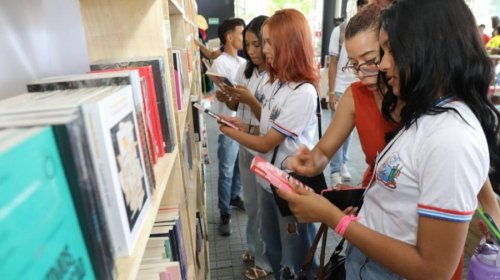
[234,65,270,155]
[209,52,246,121]
[359,100,489,245]
[328,25,358,94]
[257,80,318,193]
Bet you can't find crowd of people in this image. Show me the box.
[197,0,500,279]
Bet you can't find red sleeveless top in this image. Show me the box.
[352,81,398,187]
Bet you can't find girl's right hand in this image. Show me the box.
[215,89,230,103]
[286,145,317,177]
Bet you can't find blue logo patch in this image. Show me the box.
[376,152,403,189]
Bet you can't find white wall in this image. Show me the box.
[0,0,89,99]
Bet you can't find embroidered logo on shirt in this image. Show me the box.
[376,152,403,189]
[270,106,281,121]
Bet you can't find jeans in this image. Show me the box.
[217,134,242,215]
[345,244,402,280]
[239,148,271,271]
[329,91,352,173]
[259,184,318,279]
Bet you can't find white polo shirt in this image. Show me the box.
[257,80,318,193]
[328,25,358,94]
[234,65,270,155]
[209,52,246,118]
[359,100,489,245]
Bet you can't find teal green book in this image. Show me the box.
[0,127,95,279]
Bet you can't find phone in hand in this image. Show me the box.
[321,184,366,210]
[192,103,239,130]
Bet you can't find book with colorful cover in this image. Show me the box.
[27,70,157,192]
[82,85,151,256]
[90,57,176,153]
[88,66,165,160]
[0,127,94,279]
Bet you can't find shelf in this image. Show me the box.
[169,0,183,15]
[115,148,179,280]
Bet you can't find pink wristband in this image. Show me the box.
[334,214,359,237]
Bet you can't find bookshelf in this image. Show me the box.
[79,0,207,279]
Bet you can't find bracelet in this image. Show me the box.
[328,91,336,96]
[334,214,359,237]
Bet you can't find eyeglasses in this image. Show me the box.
[342,59,380,76]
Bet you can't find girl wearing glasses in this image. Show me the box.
[280,0,500,279]
[287,2,398,188]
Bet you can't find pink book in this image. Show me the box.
[250,156,305,193]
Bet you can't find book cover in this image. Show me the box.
[0,127,94,279]
[82,85,151,256]
[27,70,157,193]
[90,57,176,153]
[172,51,184,111]
[88,66,165,160]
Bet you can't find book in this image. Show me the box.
[205,71,235,87]
[90,57,176,153]
[0,127,94,279]
[172,51,184,111]
[27,70,157,192]
[81,85,151,256]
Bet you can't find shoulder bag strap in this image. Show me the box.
[293,82,322,139]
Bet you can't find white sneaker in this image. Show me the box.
[331,172,342,186]
[340,165,352,182]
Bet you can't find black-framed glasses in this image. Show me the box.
[342,59,380,76]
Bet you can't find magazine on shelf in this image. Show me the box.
[90,57,176,153]
[81,85,151,256]
[0,127,95,279]
[27,70,157,191]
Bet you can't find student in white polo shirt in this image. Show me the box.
[219,15,273,279]
[220,9,320,279]
[278,0,500,279]
[209,18,246,237]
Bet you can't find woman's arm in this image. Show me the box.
[220,124,285,153]
[195,39,222,60]
[477,178,500,225]
[287,87,356,176]
[279,187,468,280]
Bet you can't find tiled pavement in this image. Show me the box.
[202,103,469,279]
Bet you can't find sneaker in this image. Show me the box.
[219,214,232,236]
[340,165,352,182]
[331,172,342,186]
[230,196,246,211]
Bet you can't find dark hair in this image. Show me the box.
[357,0,368,7]
[479,24,486,28]
[345,3,385,40]
[380,0,500,191]
[496,26,500,35]
[242,15,268,79]
[217,18,245,45]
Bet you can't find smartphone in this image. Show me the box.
[321,185,366,210]
[192,103,239,130]
[477,207,500,243]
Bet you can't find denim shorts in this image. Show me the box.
[345,243,403,280]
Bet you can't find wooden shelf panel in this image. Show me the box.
[168,0,183,15]
[80,0,167,62]
[115,148,179,280]
[178,90,191,143]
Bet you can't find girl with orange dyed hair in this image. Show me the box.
[220,8,320,279]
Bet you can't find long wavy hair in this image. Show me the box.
[262,9,319,88]
[380,0,500,190]
[242,15,268,79]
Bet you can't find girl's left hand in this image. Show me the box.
[225,85,253,104]
[276,179,335,224]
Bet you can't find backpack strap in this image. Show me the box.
[294,82,322,138]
